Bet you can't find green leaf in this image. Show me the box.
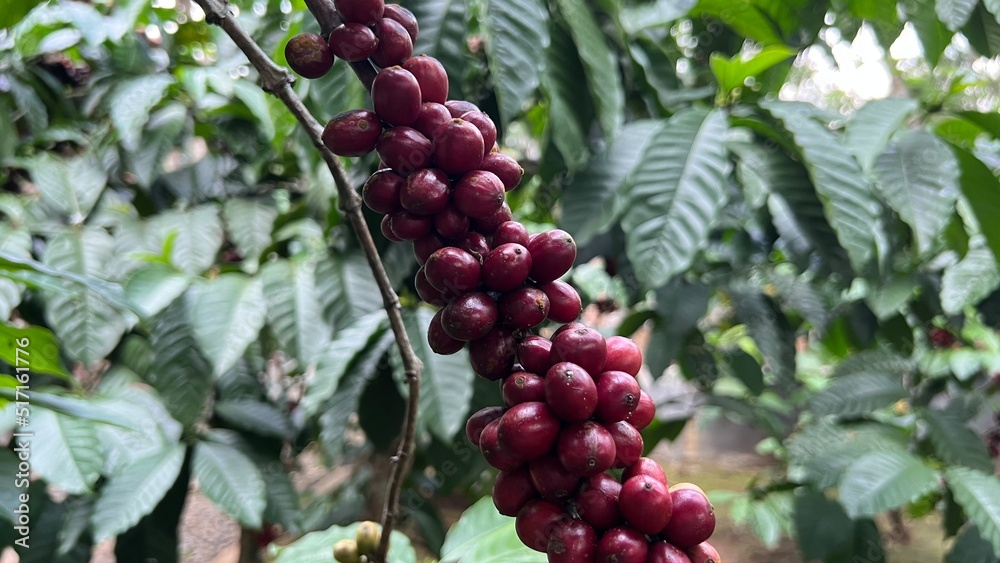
[832,349,914,379]
[146,295,213,429]
[710,45,796,97]
[0,0,39,30]
[262,258,331,366]
[838,449,939,518]
[810,371,908,416]
[30,407,101,494]
[231,80,274,140]
[621,108,730,289]
[645,280,711,377]
[193,440,265,529]
[845,98,919,172]
[267,522,416,563]
[107,75,174,152]
[148,205,224,275]
[0,323,70,378]
[316,253,383,330]
[561,120,662,246]
[440,496,547,563]
[788,422,908,490]
[793,488,854,561]
[261,466,302,533]
[214,400,296,440]
[874,131,960,255]
[22,152,107,219]
[941,245,1000,314]
[189,275,267,377]
[947,525,997,563]
[902,0,953,66]
[922,408,995,473]
[123,263,191,319]
[988,0,1000,20]
[409,0,469,99]
[91,442,186,542]
[962,4,1000,57]
[543,21,594,169]
[945,467,1000,557]
[553,0,624,136]
[692,0,784,45]
[730,290,796,384]
[304,311,387,417]
[222,197,277,272]
[950,143,1000,262]
[763,101,882,274]
[936,0,979,30]
[481,0,549,125]
[620,0,696,33]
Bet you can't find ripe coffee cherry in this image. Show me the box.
[619,476,672,534]
[472,201,513,235]
[528,453,581,501]
[285,33,334,79]
[553,321,586,338]
[499,287,550,330]
[415,268,447,307]
[465,406,504,446]
[493,467,538,517]
[502,371,546,406]
[362,169,404,214]
[456,232,491,261]
[551,327,607,377]
[323,109,382,157]
[424,247,481,293]
[433,205,470,238]
[401,168,450,215]
[427,308,464,354]
[482,243,532,292]
[685,542,720,563]
[441,292,497,340]
[575,473,622,530]
[380,215,401,242]
[371,18,413,67]
[595,371,641,423]
[481,152,524,191]
[459,111,497,154]
[372,66,422,126]
[539,280,583,323]
[516,499,567,552]
[433,119,485,176]
[628,391,656,430]
[328,23,379,62]
[557,421,616,476]
[382,3,418,42]
[413,234,444,265]
[493,221,530,246]
[445,100,480,117]
[453,170,505,218]
[376,127,432,175]
[480,419,523,471]
[403,55,449,104]
[335,0,384,24]
[412,102,453,139]
[517,335,552,375]
[604,335,643,377]
[545,362,598,422]
[595,527,648,563]
[647,542,692,563]
[388,210,432,240]
[527,229,577,283]
[469,327,517,380]
[622,457,667,487]
[547,518,597,563]
[607,421,643,469]
[662,488,716,548]
[496,401,561,460]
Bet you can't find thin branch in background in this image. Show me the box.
[191,1,421,561]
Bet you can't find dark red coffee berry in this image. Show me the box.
[412,102,453,139]
[362,169,404,214]
[607,421,643,469]
[499,286,550,330]
[481,152,524,191]
[453,170,504,218]
[401,168,450,215]
[628,391,655,430]
[547,518,597,563]
[328,23,378,62]
[551,327,607,377]
[322,109,381,157]
[661,488,716,548]
[545,362,598,423]
[517,335,552,375]
[557,421,616,476]
[371,18,413,67]
[433,205,470,238]
[539,280,582,323]
[415,268,447,307]
[388,210,432,240]
[493,221,529,246]
[441,292,497,340]
[480,418,523,471]
[516,500,567,552]
[427,308,464,355]
[493,467,538,517]
[529,453,581,501]
[335,0,384,24]
[459,111,497,155]
[604,336,642,377]
[619,476,672,534]
[424,247,481,293]
[595,527,648,563]
[376,126,432,175]
[456,232,491,262]
[502,371,546,406]
[372,66,422,126]
[595,371,641,424]
[575,473,622,531]
[469,327,517,381]
[403,55,449,104]
[685,542,720,563]
[465,405,504,446]
[380,215,401,242]
[382,3,418,42]
[433,119,485,176]
[527,229,577,283]
[482,243,532,292]
[622,457,667,487]
[496,401,561,460]
[285,33,334,79]
[471,201,512,235]
[647,542,692,563]
[553,321,585,338]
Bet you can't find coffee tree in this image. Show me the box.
[1,0,999,562]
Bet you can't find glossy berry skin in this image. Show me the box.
[400,168,450,215]
[382,3,418,42]
[472,201,512,235]
[515,499,567,552]
[528,453,581,501]
[441,292,497,340]
[550,327,607,378]
[595,527,648,563]
[323,109,382,157]
[661,489,716,548]
[459,111,497,154]
[334,0,384,25]
[619,476,672,534]
[445,99,481,117]
[556,421,616,476]
[453,170,505,219]
[517,336,552,375]
[328,23,378,62]
[604,335,643,377]
[595,371,641,423]
[628,391,656,430]
[481,152,524,191]
[362,169,404,214]
[479,419,523,471]
[285,33,334,78]
[376,127,432,176]
[465,405,504,446]
[493,221,530,246]
[607,421,643,469]
[413,233,444,265]
[553,321,586,338]
[575,473,622,531]
[499,287,550,330]
[482,243,532,292]
[545,362,598,423]
[502,371,546,406]
[388,210,432,240]
[403,55,449,104]
[493,467,538,517]
[539,280,582,323]
[427,308,464,355]
[469,327,517,381]
[547,518,597,563]
[647,542,693,563]
[380,215,401,242]
[496,401,561,460]
[622,457,667,487]
[371,18,413,67]
[433,205,470,238]
[526,229,577,283]
[433,119,485,176]
[372,66,422,126]
[684,542,720,563]
[412,102,453,139]
[414,268,447,307]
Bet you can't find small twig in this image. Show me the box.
[193,2,422,561]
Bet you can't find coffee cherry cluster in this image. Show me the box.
[285,1,719,560]
[333,520,380,563]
